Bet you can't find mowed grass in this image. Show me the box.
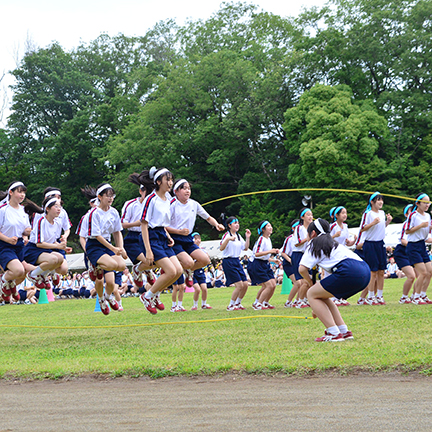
[0,279,431,379]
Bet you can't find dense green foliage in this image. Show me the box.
[2,0,432,248]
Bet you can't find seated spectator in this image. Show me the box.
[384,256,404,279]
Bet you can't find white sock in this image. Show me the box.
[327,325,340,336]
[377,289,383,298]
[193,300,198,307]
[235,297,242,305]
[31,267,44,277]
[229,299,235,306]
[414,292,420,299]
[202,300,206,306]
[368,291,374,299]
[254,298,259,305]
[172,301,176,307]
[338,324,348,334]
[178,301,182,307]
[421,291,427,297]
[401,294,407,299]
[145,291,155,299]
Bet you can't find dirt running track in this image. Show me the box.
[1,373,431,431]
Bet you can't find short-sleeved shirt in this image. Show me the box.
[292,225,308,252]
[360,210,386,241]
[250,236,272,262]
[88,207,122,241]
[330,222,350,245]
[141,192,171,228]
[169,198,210,233]
[406,211,431,242]
[29,216,63,244]
[121,198,144,233]
[0,203,31,238]
[220,232,246,258]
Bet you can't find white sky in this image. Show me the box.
[0,0,326,126]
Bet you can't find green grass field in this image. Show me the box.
[1,279,431,379]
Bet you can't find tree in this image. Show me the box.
[283,84,398,223]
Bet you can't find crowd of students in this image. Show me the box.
[0,175,430,342]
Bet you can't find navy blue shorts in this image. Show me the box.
[407,240,431,266]
[291,251,304,280]
[0,238,25,270]
[148,227,175,262]
[19,289,27,301]
[86,238,115,267]
[222,257,247,286]
[248,259,275,285]
[363,240,387,272]
[354,248,365,260]
[174,273,185,285]
[393,244,411,269]
[24,242,57,266]
[321,259,371,299]
[124,231,145,264]
[170,233,200,256]
[282,259,294,277]
[193,268,206,285]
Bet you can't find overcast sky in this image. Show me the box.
[0,0,327,125]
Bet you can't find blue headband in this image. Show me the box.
[332,206,345,221]
[258,220,269,235]
[191,232,200,237]
[329,207,336,218]
[228,218,239,225]
[403,204,414,217]
[300,208,311,218]
[366,192,381,213]
[292,221,300,229]
[413,193,429,212]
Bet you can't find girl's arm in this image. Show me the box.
[112,231,127,259]
[406,221,429,234]
[164,228,175,246]
[360,217,381,232]
[206,216,225,231]
[255,248,279,258]
[299,265,313,287]
[220,234,235,251]
[295,238,308,247]
[281,252,291,263]
[244,229,251,251]
[166,226,189,235]
[37,239,66,250]
[79,236,87,252]
[122,220,141,230]
[0,232,18,245]
[140,220,154,264]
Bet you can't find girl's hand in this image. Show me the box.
[167,236,175,247]
[112,247,121,255]
[119,248,128,260]
[420,221,430,228]
[146,251,154,265]
[216,223,225,231]
[65,247,73,254]
[333,231,341,238]
[8,236,18,245]
[272,248,280,255]
[245,229,251,237]
[180,228,189,235]
[373,217,381,225]
[228,234,236,242]
[386,214,393,223]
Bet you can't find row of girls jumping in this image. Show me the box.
[223,191,432,342]
[0,183,71,304]
[74,167,225,315]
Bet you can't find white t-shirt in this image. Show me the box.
[281,235,294,257]
[169,198,210,233]
[33,207,72,232]
[141,192,171,228]
[300,243,362,274]
[406,211,431,242]
[398,220,409,244]
[292,225,308,252]
[250,236,272,262]
[0,203,31,238]
[29,216,63,244]
[76,210,92,239]
[121,197,144,233]
[88,207,122,241]
[330,222,350,245]
[220,232,246,258]
[360,210,386,241]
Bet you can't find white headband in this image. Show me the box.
[153,168,170,183]
[173,179,187,191]
[314,219,326,236]
[44,197,59,212]
[45,190,61,198]
[90,197,98,203]
[6,182,25,202]
[96,184,113,196]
